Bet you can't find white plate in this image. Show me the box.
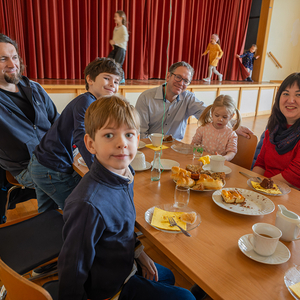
[238,234,290,265]
[202,164,232,174]
[284,265,300,300]
[138,141,146,149]
[78,157,87,167]
[212,188,275,215]
[247,177,291,196]
[133,161,151,172]
[151,159,180,170]
[163,135,175,143]
[171,144,193,154]
[145,204,201,233]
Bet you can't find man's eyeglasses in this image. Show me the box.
[171,73,191,85]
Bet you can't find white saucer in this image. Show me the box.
[151,159,180,170]
[138,141,146,149]
[133,161,151,171]
[202,164,232,174]
[238,234,290,265]
[78,157,87,167]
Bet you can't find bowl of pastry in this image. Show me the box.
[171,165,225,191]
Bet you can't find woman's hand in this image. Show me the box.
[136,251,159,281]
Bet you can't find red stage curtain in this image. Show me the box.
[0,0,252,80]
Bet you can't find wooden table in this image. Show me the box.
[74,141,300,300]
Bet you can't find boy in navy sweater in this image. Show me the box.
[28,58,123,212]
[58,96,196,300]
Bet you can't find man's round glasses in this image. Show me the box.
[171,73,191,85]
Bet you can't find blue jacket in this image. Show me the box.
[34,92,96,174]
[0,76,59,176]
[58,159,137,300]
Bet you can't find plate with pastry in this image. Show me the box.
[171,143,193,154]
[212,188,275,215]
[145,204,201,233]
[163,135,174,143]
[284,265,300,300]
[247,177,291,196]
[171,166,225,191]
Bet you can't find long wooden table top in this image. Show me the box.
[74,141,300,300]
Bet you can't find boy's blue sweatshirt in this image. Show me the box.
[34,92,96,173]
[58,158,138,300]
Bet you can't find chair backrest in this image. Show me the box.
[0,259,53,300]
[230,134,258,170]
[5,171,23,187]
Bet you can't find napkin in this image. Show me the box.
[250,181,282,195]
[151,207,187,231]
[289,282,300,297]
[146,144,169,151]
[198,155,210,165]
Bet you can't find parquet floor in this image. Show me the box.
[3,115,269,298]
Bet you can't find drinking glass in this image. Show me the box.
[193,144,203,160]
[174,186,190,208]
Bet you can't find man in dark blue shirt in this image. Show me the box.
[0,33,59,188]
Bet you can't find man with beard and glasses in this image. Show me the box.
[0,33,59,188]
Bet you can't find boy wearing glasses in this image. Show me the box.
[135,61,205,140]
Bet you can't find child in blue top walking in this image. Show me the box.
[236,44,260,82]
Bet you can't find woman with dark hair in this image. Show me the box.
[253,72,300,189]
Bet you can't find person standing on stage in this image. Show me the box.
[108,10,129,84]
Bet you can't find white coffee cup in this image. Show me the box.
[149,133,163,147]
[210,155,226,172]
[252,223,282,256]
[131,151,146,170]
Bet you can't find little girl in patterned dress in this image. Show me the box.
[191,95,241,161]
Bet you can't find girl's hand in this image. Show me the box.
[136,251,159,281]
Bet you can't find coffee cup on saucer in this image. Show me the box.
[210,155,226,172]
[131,151,146,170]
[252,223,282,256]
[149,133,163,147]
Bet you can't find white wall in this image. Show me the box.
[262,0,300,81]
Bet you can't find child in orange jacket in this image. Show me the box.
[202,34,223,82]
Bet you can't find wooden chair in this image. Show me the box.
[4,171,26,218]
[230,134,258,170]
[0,259,58,300]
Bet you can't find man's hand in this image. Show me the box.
[236,126,253,139]
[109,40,115,46]
[136,251,159,281]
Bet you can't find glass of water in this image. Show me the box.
[174,186,190,208]
[193,144,203,160]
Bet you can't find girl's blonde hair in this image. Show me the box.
[198,95,241,131]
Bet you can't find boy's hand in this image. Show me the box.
[136,251,159,281]
[236,54,240,58]
[256,55,260,59]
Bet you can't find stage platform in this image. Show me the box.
[35,79,280,118]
